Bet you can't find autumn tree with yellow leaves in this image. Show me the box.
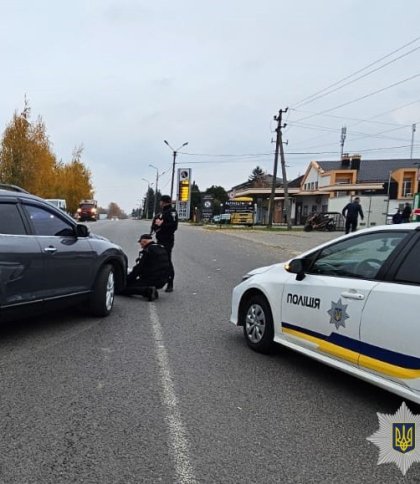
[0,100,93,214]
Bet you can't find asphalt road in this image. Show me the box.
[0,220,418,483]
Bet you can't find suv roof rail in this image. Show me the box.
[0,184,29,193]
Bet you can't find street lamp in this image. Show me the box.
[142,177,154,219]
[149,164,167,217]
[164,140,189,201]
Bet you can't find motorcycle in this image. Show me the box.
[304,212,336,232]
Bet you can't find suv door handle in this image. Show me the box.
[43,246,57,253]
[341,291,364,300]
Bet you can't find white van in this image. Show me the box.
[45,199,67,211]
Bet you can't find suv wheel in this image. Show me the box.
[89,264,115,316]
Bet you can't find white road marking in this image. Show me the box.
[149,303,197,484]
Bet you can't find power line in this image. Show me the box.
[284,144,420,156]
[179,151,273,158]
[291,35,420,108]
[289,106,408,128]
[287,98,420,148]
[293,72,420,125]
[293,46,420,109]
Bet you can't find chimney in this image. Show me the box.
[341,153,350,167]
[350,154,361,171]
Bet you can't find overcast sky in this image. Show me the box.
[1,0,420,212]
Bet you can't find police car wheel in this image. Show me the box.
[243,294,274,354]
[89,264,115,317]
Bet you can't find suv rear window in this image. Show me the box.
[0,203,26,235]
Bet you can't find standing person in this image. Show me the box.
[151,195,178,292]
[342,197,364,234]
[401,202,412,223]
[121,234,170,301]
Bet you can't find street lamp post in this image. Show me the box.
[142,177,153,219]
[164,140,189,201]
[149,164,167,217]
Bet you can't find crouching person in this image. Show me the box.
[121,234,170,301]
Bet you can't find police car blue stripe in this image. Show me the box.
[282,322,420,370]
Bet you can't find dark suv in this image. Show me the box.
[0,185,127,321]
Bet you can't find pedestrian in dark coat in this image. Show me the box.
[392,210,403,224]
[151,195,178,292]
[401,203,412,223]
[121,234,170,301]
[342,197,364,234]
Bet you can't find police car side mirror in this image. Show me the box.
[285,259,306,281]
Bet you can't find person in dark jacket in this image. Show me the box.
[151,195,178,292]
[401,203,412,223]
[342,197,364,234]
[392,209,403,224]
[121,234,170,301]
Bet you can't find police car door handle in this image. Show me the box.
[43,246,57,253]
[341,291,364,300]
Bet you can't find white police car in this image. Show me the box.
[230,223,420,404]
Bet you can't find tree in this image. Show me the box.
[248,166,269,187]
[55,146,94,215]
[142,187,161,219]
[107,202,123,219]
[190,181,202,218]
[204,185,229,204]
[204,185,229,215]
[0,99,57,195]
[0,101,94,215]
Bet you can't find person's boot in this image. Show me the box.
[165,280,173,293]
[146,287,158,301]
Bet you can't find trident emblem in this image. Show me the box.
[393,423,415,453]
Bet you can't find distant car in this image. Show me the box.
[230,223,420,404]
[0,185,127,322]
[212,214,231,224]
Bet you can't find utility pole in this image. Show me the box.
[340,126,347,157]
[164,140,189,201]
[267,108,289,228]
[149,165,166,217]
[411,123,417,159]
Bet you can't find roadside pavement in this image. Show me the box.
[201,226,344,257]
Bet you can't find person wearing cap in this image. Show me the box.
[151,195,178,292]
[121,234,170,301]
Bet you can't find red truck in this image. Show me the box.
[76,199,98,222]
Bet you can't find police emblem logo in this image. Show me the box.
[327,299,349,330]
[367,401,420,475]
[393,423,415,453]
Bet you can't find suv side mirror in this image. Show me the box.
[285,258,306,281]
[76,224,90,238]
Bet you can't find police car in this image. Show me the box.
[230,223,420,404]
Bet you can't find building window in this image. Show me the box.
[315,181,318,190]
[403,177,412,197]
[303,205,308,216]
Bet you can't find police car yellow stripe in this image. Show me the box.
[283,327,359,365]
[358,355,420,379]
[282,323,420,379]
